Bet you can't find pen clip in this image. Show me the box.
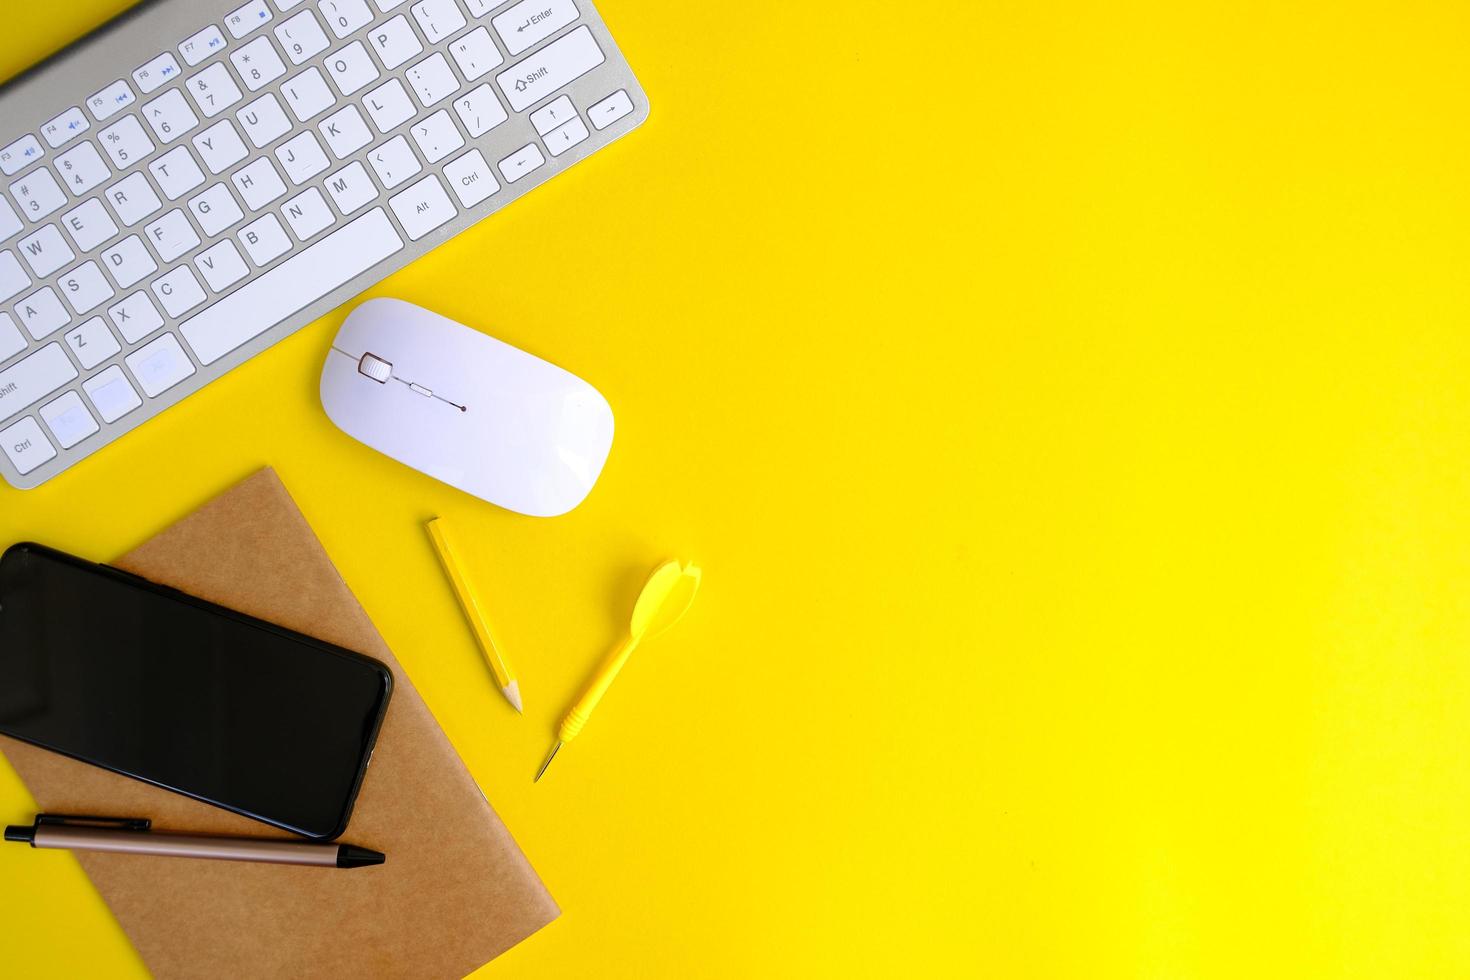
[35,813,151,831]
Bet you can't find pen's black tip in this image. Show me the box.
[336,844,385,868]
[5,824,35,844]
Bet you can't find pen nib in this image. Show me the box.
[534,741,562,782]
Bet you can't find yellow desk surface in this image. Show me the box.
[3,2,1468,976]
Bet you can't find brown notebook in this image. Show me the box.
[0,468,558,979]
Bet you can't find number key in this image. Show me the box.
[141,90,200,144]
[10,169,67,221]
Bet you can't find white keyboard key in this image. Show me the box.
[0,252,30,303]
[231,36,288,91]
[282,67,336,121]
[195,239,250,291]
[319,0,373,38]
[181,207,402,364]
[276,131,330,184]
[42,108,90,149]
[239,213,292,264]
[148,145,207,201]
[0,136,44,177]
[373,0,409,10]
[16,287,70,341]
[133,52,182,94]
[588,89,632,131]
[151,266,208,318]
[319,105,372,158]
[1,416,56,474]
[98,115,154,169]
[108,291,165,344]
[11,169,68,221]
[442,149,497,207]
[188,183,244,236]
[63,316,120,370]
[326,41,381,97]
[180,25,229,67]
[493,0,578,57]
[86,80,137,123]
[232,157,288,209]
[412,0,466,44]
[324,160,378,213]
[0,313,23,363]
[59,262,116,316]
[530,95,575,136]
[545,116,588,156]
[449,26,502,81]
[142,90,199,144]
[498,25,603,113]
[462,0,493,15]
[0,199,20,243]
[144,209,200,262]
[363,78,416,133]
[453,84,508,138]
[0,342,76,422]
[18,225,74,277]
[389,173,455,241]
[84,365,143,423]
[276,9,331,65]
[40,391,99,449]
[237,93,293,148]
[60,199,118,253]
[368,15,423,71]
[368,135,420,189]
[497,142,544,183]
[282,186,334,240]
[99,235,158,289]
[227,0,275,38]
[105,172,163,226]
[58,143,113,200]
[193,119,250,174]
[127,333,196,397]
[187,63,245,119]
[410,110,463,164]
[406,53,459,109]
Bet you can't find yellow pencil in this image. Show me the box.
[426,517,522,713]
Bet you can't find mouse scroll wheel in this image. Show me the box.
[358,353,393,384]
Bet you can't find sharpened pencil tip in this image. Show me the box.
[503,680,523,713]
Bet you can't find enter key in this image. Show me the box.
[492,0,580,57]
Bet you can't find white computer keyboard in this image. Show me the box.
[0,0,646,490]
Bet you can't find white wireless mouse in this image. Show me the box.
[320,298,614,517]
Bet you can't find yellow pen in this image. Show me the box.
[427,518,522,713]
[536,560,701,780]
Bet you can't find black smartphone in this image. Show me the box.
[0,543,392,840]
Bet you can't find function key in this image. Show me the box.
[133,52,182,93]
[226,0,274,39]
[0,135,43,176]
[41,108,89,149]
[180,25,228,66]
[85,80,137,122]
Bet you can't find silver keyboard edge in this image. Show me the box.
[0,0,649,491]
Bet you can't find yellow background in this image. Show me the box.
[2,1,1468,976]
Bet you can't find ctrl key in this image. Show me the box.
[1,416,56,476]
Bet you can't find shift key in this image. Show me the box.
[496,25,604,113]
[0,343,78,424]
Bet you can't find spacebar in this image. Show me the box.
[181,208,404,366]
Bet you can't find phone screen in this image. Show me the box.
[0,543,392,840]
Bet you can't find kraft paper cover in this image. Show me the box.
[1,468,558,978]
